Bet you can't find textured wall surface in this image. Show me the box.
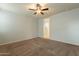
[0,8,79,46]
[50,8,79,45]
[38,8,79,45]
[0,10,38,44]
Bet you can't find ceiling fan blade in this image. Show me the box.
[41,8,49,11]
[40,12,44,15]
[29,8,36,11]
[34,12,37,15]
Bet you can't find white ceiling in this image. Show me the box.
[0,3,79,19]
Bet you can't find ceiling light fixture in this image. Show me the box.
[29,4,49,15]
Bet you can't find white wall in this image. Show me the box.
[50,8,79,45]
[38,18,43,37]
[0,10,38,44]
[38,8,79,45]
[1,8,79,46]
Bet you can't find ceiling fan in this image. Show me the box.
[29,4,49,15]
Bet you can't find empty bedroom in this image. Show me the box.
[0,3,79,56]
